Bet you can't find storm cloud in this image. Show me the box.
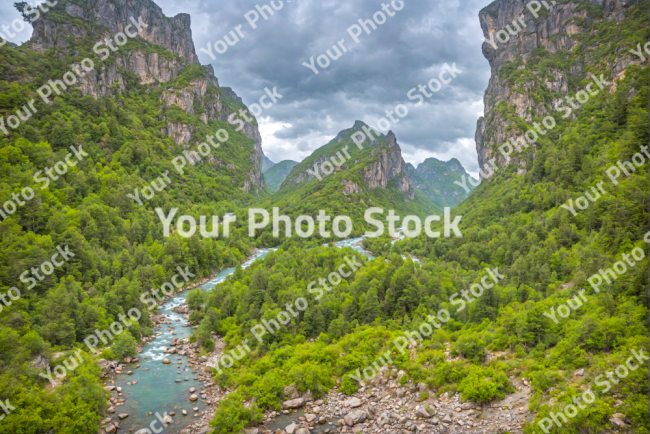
[2,0,493,175]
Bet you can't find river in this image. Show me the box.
[106,235,417,433]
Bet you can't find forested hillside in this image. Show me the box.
[0,0,647,433]
[0,0,268,431]
[188,0,649,433]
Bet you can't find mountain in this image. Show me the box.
[255,121,442,238]
[0,0,273,430]
[27,0,266,193]
[198,1,648,433]
[262,154,276,171]
[263,160,298,192]
[406,157,477,208]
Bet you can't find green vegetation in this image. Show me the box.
[406,158,476,208]
[263,160,298,192]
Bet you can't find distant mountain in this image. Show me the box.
[263,160,298,192]
[262,154,276,171]
[407,158,477,208]
[255,121,441,236]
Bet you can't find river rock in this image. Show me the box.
[415,405,432,418]
[118,413,128,419]
[104,424,116,433]
[347,397,362,408]
[305,413,317,423]
[163,359,171,364]
[163,415,173,423]
[282,397,305,409]
[285,422,297,434]
[344,410,367,426]
[190,387,196,392]
[190,394,199,401]
[244,429,259,434]
[182,409,187,415]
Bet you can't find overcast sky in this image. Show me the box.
[2,0,492,177]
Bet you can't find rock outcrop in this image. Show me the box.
[475,0,643,178]
[26,0,266,192]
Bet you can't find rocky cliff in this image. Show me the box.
[282,121,414,200]
[27,0,265,192]
[476,0,646,179]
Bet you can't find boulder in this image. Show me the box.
[442,414,452,423]
[377,412,391,426]
[344,410,367,426]
[104,424,116,433]
[285,422,297,434]
[283,384,300,398]
[346,397,362,408]
[295,429,309,434]
[305,414,317,423]
[282,398,305,409]
[118,413,128,419]
[460,402,475,410]
[414,405,432,418]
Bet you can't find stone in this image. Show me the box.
[190,394,199,401]
[282,397,305,409]
[107,407,115,413]
[118,413,128,419]
[104,425,116,433]
[182,409,187,415]
[377,412,391,426]
[244,429,259,434]
[190,387,196,392]
[414,406,432,418]
[135,430,150,434]
[285,422,297,434]
[344,410,367,426]
[431,417,440,425]
[347,397,362,408]
[442,414,452,423]
[295,429,309,434]
[611,417,627,427]
[305,413,317,423]
[163,359,171,364]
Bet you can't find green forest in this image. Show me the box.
[0,0,647,433]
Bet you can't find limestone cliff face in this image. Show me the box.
[27,0,265,192]
[282,122,413,200]
[476,0,643,178]
[363,131,414,200]
[30,0,198,63]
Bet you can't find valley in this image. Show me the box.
[0,0,647,434]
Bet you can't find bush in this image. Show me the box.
[458,368,514,403]
[419,390,430,401]
[340,374,360,395]
[204,339,215,352]
[112,332,137,360]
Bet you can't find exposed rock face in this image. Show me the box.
[363,131,414,200]
[475,0,641,178]
[27,0,265,192]
[31,0,199,64]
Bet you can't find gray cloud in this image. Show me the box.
[2,0,492,176]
